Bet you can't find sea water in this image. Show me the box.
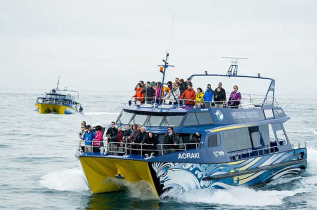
[0,89,316,209]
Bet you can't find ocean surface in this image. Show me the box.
[0,89,316,209]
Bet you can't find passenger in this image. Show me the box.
[216,82,226,101]
[228,85,241,108]
[155,82,162,103]
[112,126,124,150]
[133,126,147,155]
[152,81,157,91]
[188,133,201,150]
[135,80,145,91]
[186,78,191,86]
[79,121,86,139]
[133,84,145,103]
[123,124,132,142]
[82,125,95,152]
[180,83,196,105]
[128,124,139,143]
[93,125,103,152]
[203,84,214,108]
[179,79,187,95]
[105,121,118,142]
[143,131,159,156]
[162,81,172,98]
[165,83,180,105]
[175,78,180,85]
[214,87,226,108]
[163,127,179,154]
[51,88,56,94]
[144,81,155,104]
[195,87,204,107]
[79,105,83,113]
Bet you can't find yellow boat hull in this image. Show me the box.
[35,103,75,114]
[79,156,159,198]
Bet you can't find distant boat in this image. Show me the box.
[35,77,83,114]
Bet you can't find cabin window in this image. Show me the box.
[208,134,220,147]
[130,114,148,125]
[223,128,252,152]
[117,111,134,124]
[264,109,274,119]
[183,113,199,126]
[248,126,265,148]
[259,124,270,145]
[196,112,213,125]
[145,115,164,126]
[161,115,184,126]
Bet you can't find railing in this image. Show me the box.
[291,142,307,150]
[78,140,200,157]
[36,97,77,105]
[229,142,306,161]
[130,93,276,109]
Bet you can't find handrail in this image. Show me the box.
[78,140,201,156]
[229,142,306,161]
[129,96,275,109]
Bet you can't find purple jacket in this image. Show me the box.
[229,91,241,105]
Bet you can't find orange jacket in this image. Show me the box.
[133,88,145,102]
[180,88,196,105]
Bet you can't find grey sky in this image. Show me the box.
[0,0,316,95]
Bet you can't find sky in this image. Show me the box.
[0,0,316,96]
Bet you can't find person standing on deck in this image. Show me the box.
[82,125,94,152]
[163,127,179,154]
[180,83,196,105]
[203,84,214,107]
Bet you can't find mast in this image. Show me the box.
[158,52,174,105]
[56,76,60,91]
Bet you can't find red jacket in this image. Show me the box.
[133,87,145,103]
[180,88,196,105]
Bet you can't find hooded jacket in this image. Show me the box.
[82,131,95,146]
[133,87,145,103]
[203,89,214,102]
[195,91,204,105]
[180,88,196,105]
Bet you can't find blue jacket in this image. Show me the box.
[203,89,214,102]
[82,131,95,145]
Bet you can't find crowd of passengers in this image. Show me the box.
[79,121,201,155]
[133,78,242,108]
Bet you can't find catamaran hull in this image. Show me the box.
[35,103,76,114]
[78,148,306,197]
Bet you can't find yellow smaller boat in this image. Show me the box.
[35,77,82,115]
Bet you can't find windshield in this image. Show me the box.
[145,115,164,126]
[117,111,134,124]
[161,115,184,126]
[130,114,148,125]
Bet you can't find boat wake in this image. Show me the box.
[39,168,89,192]
[39,148,317,206]
[162,147,317,207]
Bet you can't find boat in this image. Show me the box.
[75,53,307,198]
[35,77,83,114]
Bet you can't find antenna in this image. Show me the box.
[56,76,60,91]
[221,57,248,75]
[168,15,175,51]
